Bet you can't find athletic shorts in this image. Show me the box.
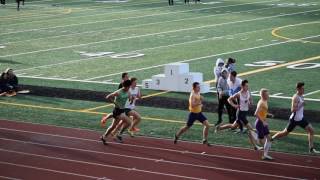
[236,110,248,125]
[286,117,309,132]
[112,108,125,118]
[186,112,207,127]
[255,119,270,139]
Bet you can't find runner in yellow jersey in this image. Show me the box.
[174,82,211,146]
[255,89,274,160]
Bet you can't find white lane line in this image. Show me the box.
[0,127,319,170]
[304,90,320,96]
[15,28,271,72]
[85,34,320,80]
[0,147,205,180]
[0,0,280,35]
[2,119,318,159]
[2,8,318,59]
[0,161,99,179]
[0,176,22,180]
[15,76,123,86]
[0,139,307,180]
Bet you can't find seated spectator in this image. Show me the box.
[5,68,19,92]
[0,68,19,96]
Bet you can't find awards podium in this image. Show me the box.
[142,63,210,93]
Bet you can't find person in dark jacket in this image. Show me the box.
[0,73,10,95]
[6,68,19,92]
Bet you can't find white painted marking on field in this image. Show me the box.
[1,0,276,35]
[0,139,308,180]
[0,147,205,180]
[14,28,271,73]
[271,39,279,42]
[272,93,283,96]
[0,161,99,179]
[3,0,152,23]
[304,90,320,96]
[85,34,320,81]
[0,45,6,49]
[200,2,222,5]
[1,126,319,174]
[251,91,259,94]
[79,51,114,57]
[0,176,21,180]
[241,38,248,41]
[3,119,320,159]
[3,5,279,45]
[256,39,263,41]
[3,8,318,59]
[68,77,78,79]
[17,75,142,87]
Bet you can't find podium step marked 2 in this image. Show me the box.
[142,63,210,93]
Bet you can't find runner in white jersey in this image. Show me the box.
[216,80,262,150]
[125,77,142,137]
[272,82,319,154]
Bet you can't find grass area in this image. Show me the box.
[0,95,319,155]
[0,0,319,155]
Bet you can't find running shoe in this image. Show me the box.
[173,134,178,144]
[310,148,320,154]
[262,155,273,160]
[100,136,107,145]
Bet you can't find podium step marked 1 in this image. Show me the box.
[142,63,210,93]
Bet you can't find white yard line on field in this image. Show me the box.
[18,34,320,95]
[2,8,319,59]
[3,5,279,45]
[15,28,272,72]
[84,34,320,81]
[0,0,280,35]
[304,90,320,96]
[3,0,180,25]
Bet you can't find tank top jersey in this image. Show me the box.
[189,91,202,113]
[257,100,268,121]
[239,91,250,111]
[114,89,129,109]
[125,87,140,110]
[290,95,304,121]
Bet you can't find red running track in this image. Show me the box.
[0,119,319,180]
